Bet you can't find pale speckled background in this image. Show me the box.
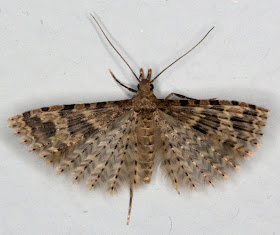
[0,0,280,234]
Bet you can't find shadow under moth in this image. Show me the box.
[8,14,269,225]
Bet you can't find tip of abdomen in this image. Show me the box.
[144,177,151,184]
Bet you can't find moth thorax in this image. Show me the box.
[139,68,152,81]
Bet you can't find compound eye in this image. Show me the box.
[137,84,140,90]
[150,84,154,90]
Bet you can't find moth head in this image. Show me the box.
[137,68,154,92]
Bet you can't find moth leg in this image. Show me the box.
[126,185,134,225]
[109,69,137,93]
[165,92,199,100]
[165,92,217,101]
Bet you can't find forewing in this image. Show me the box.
[8,100,130,163]
[9,100,139,192]
[156,99,269,190]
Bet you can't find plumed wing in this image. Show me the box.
[62,110,137,193]
[8,100,130,163]
[156,99,269,191]
[9,101,140,193]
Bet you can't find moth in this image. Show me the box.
[8,14,269,225]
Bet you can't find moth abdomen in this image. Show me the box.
[134,112,156,184]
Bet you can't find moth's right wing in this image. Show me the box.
[155,99,269,191]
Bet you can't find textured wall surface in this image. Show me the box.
[0,0,279,234]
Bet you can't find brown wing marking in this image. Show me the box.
[56,112,131,174]
[73,112,134,187]
[156,111,218,188]
[155,99,269,190]
[8,100,131,164]
[159,99,268,154]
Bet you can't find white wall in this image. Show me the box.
[0,0,279,234]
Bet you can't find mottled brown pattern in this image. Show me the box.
[8,16,270,225]
[8,69,269,224]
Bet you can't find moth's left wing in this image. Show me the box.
[156,99,269,191]
[9,100,141,194]
[8,100,131,164]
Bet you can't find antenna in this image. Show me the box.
[90,13,140,82]
[151,26,215,83]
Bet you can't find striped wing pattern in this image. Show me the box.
[157,99,269,191]
[9,101,135,193]
[8,98,269,223]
